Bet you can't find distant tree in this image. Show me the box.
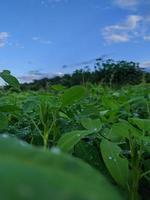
[145,72,150,83]
[100,60,144,87]
[20,59,150,90]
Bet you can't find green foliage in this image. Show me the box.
[81,118,102,132]
[0,136,123,200]
[61,86,86,107]
[0,70,20,89]
[0,113,8,130]
[0,70,150,200]
[57,130,92,152]
[20,59,150,90]
[100,139,129,188]
[129,118,150,132]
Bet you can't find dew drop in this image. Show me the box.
[108,156,113,160]
[51,147,61,155]
[94,128,97,131]
[1,134,9,138]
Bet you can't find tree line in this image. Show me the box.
[20,59,150,90]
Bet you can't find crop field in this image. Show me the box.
[0,71,150,200]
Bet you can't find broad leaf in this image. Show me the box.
[129,118,150,132]
[100,139,129,188]
[111,122,130,139]
[0,136,123,200]
[57,130,92,152]
[81,118,102,132]
[61,86,85,107]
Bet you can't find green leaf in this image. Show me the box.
[129,118,150,132]
[74,140,104,171]
[81,118,102,132]
[61,86,85,107]
[59,112,70,120]
[57,130,92,152]
[51,84,66,91]
[0,136,124,200]
[140,136,150,153]
[0,70,20,89]
[100,139,129,188]
[108,122,131,141]
[0,105,20,113]
[0,113,8,130]
[110,120,141,140]
[22,100,39,113]
[105,121,140,142]
[99,110,109,117]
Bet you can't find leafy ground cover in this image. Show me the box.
[0,71,149,200]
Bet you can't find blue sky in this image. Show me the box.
[0,0,150,83]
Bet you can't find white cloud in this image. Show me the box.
[102,15,150,44]
[104,15,142,31]
[114,0,140,9]
[104,34,130,43]
[126,15,143,29]
[18,70,63,83]
[32,36,52,45]
[141,61,150,68]
[0,32,9,47]
[141,61,150,72]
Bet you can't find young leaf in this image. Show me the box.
[100,139,129,188]
[61,86,85,107]
[57,130,92,152]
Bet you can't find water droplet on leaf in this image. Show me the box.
[51,147,61,155]
[108,156,113,160]
[1,134,9,138]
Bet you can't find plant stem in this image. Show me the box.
[129,133,141,200]
[43,131,49,150]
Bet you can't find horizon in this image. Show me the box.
[0,0,150,84]
[0,58,149,86]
